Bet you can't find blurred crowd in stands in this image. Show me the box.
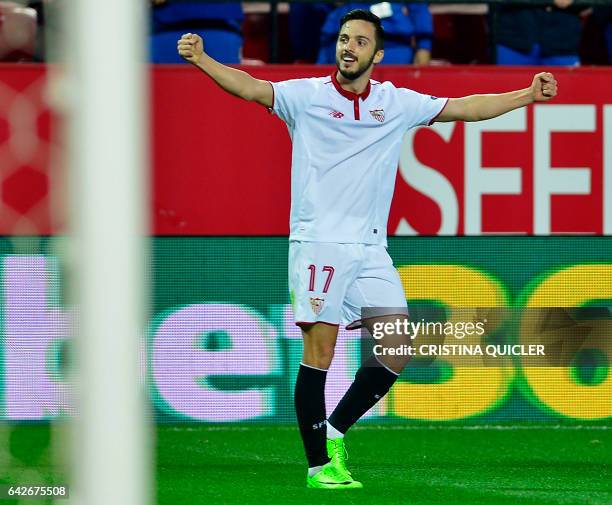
[4,0,612,65]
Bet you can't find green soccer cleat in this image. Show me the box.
[306,462,363,489]
[327,437,355,481]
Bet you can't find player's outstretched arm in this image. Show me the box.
[435,72,558,123]
[177,33,273,107]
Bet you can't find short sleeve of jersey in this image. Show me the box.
[397,88,448,129]
[271,78,319,126]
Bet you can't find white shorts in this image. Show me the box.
[288,241,408,330]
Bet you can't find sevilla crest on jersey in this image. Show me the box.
[369,109,385,122]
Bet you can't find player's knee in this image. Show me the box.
[377,355,409,374]
[303,341,335,369]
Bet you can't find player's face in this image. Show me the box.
[335,20,381,80]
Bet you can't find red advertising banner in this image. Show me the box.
[1,64,610,235]
[0,65,53,235]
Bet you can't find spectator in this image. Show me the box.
[151,0,243,64]
[317,3,433,65]
[592,6,612,64]
[0,1,37,61]
[494,1,583,66]
[289,3,334,63]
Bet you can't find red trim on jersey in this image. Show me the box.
[428,97,449,125]
[331,72,371,101]
[295,320,340,328]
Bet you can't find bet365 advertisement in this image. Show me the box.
[1,236,610,423]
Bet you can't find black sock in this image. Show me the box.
[328,355,399,434]
[294,363,330,467]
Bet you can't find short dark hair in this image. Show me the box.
[339,9,385,51]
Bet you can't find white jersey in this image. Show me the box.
[271,73,448,245]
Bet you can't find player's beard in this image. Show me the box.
[336,51,376,81]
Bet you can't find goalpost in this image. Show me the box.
[58,0,151,503]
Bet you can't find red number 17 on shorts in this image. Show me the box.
[307,265,335,293]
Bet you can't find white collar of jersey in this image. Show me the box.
[331,72,371,102]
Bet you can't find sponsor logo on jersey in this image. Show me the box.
[329,110,344,119]
[309,297,325,315]
[369,109,385,122]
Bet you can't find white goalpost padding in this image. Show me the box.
[63,0,151,503]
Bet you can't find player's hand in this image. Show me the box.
[531,72,557,102]
[177,33,205,65]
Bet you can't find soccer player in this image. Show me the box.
[177,9,557,489]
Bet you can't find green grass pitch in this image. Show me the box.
[156,425,611,505]
[3,424,610,504]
